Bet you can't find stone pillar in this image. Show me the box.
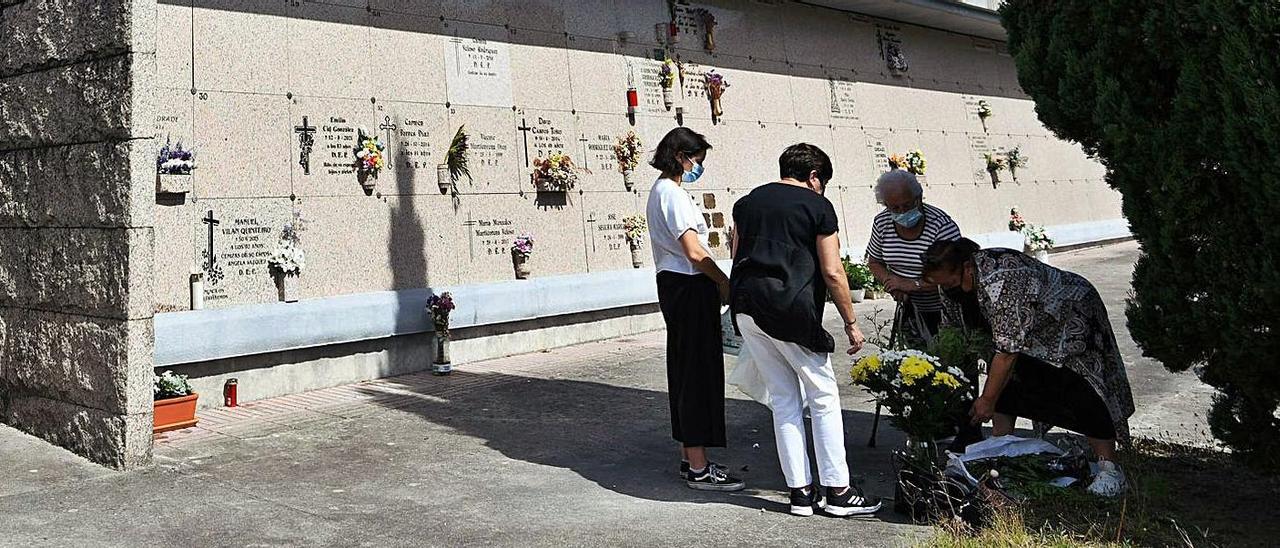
[0,0,157,468]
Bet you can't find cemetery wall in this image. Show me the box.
[0,0,157,468]
[145,1,1125,404]
[151,0,1120,314]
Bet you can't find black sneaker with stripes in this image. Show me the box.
[686,465,746,492]
[679,460,727,480]
[788,485,823,516]
[821,485,881,517]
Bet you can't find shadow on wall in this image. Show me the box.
[168,0,1027,100]
[388,148,430,365]
[351,369,910,522]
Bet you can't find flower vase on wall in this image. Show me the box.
[622,169,636,192]
[274,272,299,303]
[436,164,452,195]
[513,252,532,279]
[630,245,644,269]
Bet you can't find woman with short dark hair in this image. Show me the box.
[921,238,1135,497]
[645,127,743,492]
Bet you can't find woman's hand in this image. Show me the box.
[844,322,866,354]
[969,396,996,425]
[884,275,921,294]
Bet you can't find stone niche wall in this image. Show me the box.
[151,0,1119,311]
[0,0,157,468]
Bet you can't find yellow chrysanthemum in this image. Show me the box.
[932,371,961,389]
[899,356,934,386]
[850,355,881,384]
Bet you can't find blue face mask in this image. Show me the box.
[681,161,704,183]
[891,207,923,228]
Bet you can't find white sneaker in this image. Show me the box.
[1087,460,1127,497]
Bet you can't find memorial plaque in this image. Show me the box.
[376,102,450,190]
[297,196,402,296]
[567,41,632,115]
[447,105,520,193]
[155,88,194,152]
[581,193,646,272]
[517,109,577,188]
[968,132,991,184]
[875,23,908,75]
[290,96,376,197]
[192,199,292,307]
[445,37,514,108]
[421,195,586,285]
[572,113,643,192]
[829,79,860,122]
[629,57,677,115]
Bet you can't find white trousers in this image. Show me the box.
[737,314,850,488]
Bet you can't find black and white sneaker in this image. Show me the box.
[679,460,728,480]
[788,485,823,516]
[820,486,882,517]
[686,465,746,492]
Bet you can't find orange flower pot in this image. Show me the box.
[153,393,199,433]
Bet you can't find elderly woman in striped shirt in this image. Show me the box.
[864,169,963,345]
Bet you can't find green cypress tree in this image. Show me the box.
[999,1,1280,468]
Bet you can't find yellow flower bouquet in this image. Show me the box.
[851,349,972,441]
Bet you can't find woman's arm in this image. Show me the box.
[971,351,1017,424]
[818,233,865,354]
[679,230,729,302]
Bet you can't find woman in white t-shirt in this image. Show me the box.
[645,127,743,492]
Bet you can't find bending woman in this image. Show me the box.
[921,238,1135,497]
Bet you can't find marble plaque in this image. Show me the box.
[289,96,377,198]
[445,37,514,108]
[517,108,578,187]
[376,101,451,194]
[828,78,860,122]
[193,199,293,308]
[446,105,520,193]
[287,2,373,100]
[581,193,646,272]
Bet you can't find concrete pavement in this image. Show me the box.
[0,241,1214,547]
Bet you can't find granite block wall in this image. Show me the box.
[0,0,157,468]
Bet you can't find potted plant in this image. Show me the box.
[623,214,648,268]
[267,210,305,303]
[532,152,580,193]
[354,129,386,191]
[984,152,1006,188]
[842,256,874,303]
[659,58,679,111]
[156,137,196,195]
[977,99,992,133]
[426,292,456,375]
[705,70,729,121]
[613,131,644,191]
[511,233,534,279]
[153,370,199,433]
[437,125,472,196]
[1005,145,1027,182]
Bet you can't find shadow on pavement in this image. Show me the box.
[354,370,913,523]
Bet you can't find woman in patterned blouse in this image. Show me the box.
[922,238,1135,497]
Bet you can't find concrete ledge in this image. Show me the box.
[156,219,1131,367]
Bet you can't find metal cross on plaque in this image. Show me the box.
[294,116,317,175]
[201,210,225,286]
[379,115,398,171]
[462,213,478,260]
[516,118,533,167]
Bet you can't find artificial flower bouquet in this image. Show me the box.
[532,152,580,192]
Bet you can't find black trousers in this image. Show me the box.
[997,354,1117,440]
[656,271,726,448]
